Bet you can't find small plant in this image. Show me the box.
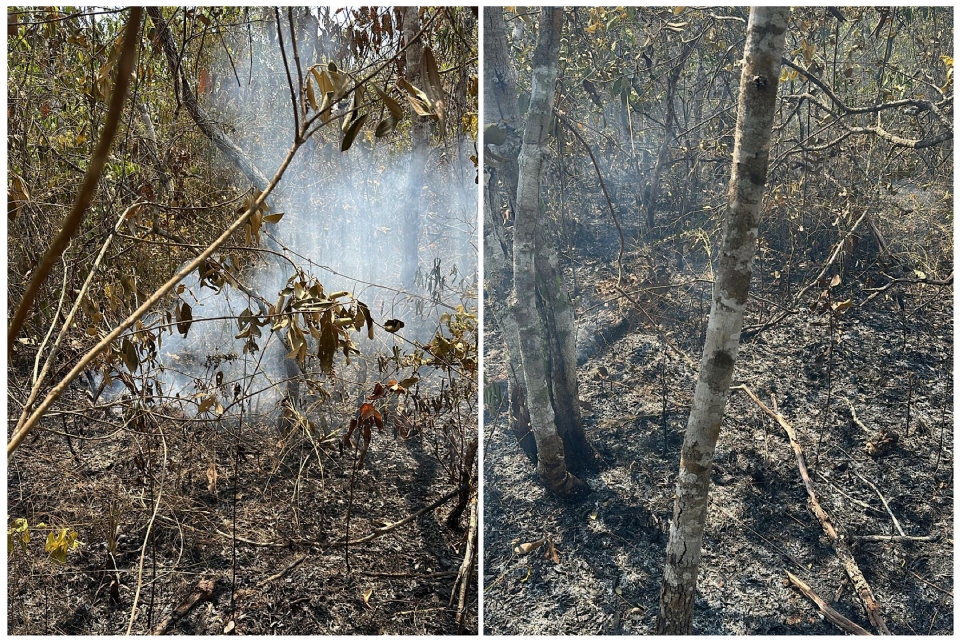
[8,518,82,564]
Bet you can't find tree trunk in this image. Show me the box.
[656,7,789,634]
[642,39,694,235]
[512,7,586,497]
[484,170,535,461]
[401,6,430,287]
[536,231,594,472]
[484,8,532,460]
[483,8,522,221]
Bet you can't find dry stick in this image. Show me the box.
[555,111,625,286]
[734,385,891,635]
[786,571,872,636]
[451,496,478,631]
[149,576,215,636]
[8,7,142,353]
[856,534,937,543]
[127,424,168,635]
[32,255,70,386]
[851,471,907,537]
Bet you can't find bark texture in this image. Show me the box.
[484,8,532,459]
[656,7,790,634]
[511,7,585,497]
[483,8,522,219]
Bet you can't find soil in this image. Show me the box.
[7,386,477,635]
[483,229,953,634]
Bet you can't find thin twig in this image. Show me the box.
[127,423,168,635]
[851,471,906,537]
[555,111,625,286]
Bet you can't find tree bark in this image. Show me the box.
[484,8,533,459]
[483,174,534,461]
[656,7,789,634]
[401,6,431,287]
[511,7,586,497]
[483,8,522,220]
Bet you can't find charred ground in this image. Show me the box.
[484,208,952,634]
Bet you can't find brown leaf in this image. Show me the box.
[514,538,546,554]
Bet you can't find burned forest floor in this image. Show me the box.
[483,218,953,634]
[7,381,477,635]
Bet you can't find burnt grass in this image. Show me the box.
[483,228,953,634]
[7,383,477,635]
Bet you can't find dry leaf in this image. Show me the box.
[206,462,217,494]
[514,538,545,554]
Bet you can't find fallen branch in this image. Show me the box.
[150,576,215,635]
[855,534,937,543]
[734,385,890,635]
[451,496,478,632]
[786,571,872,636]
[257,555,307,588]
[851,471,906,537]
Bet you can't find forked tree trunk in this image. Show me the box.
[401,6,430,287]
[512,7,586,497]
[656,7,789,634]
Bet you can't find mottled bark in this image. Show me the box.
[656,7,789,634]
[536,235,593,472]
[512,7,585,497]
[484,8,522,219]
[484,8,531,459]
[484,171,534,461]
[401,6,431,287]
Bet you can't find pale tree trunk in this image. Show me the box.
[483,179,534,461]
[511,7,586,497]
[656,7,789,634]
[484,7,532,459]
[536,233,593,472]
[484,8,522,219]
[401,6,430,287]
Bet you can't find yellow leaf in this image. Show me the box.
[673,7,685,15]
[362,587,374,604]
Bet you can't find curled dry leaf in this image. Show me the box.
[514,537,546,554]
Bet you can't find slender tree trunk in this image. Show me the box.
[536,233,594,472]
[512,7,585,497]
[401,6,430,287]
[484,173,534,461]
[656,7,789,633]
[484,7,532,459]
[643,39,695,235]
[484,8,522,220]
